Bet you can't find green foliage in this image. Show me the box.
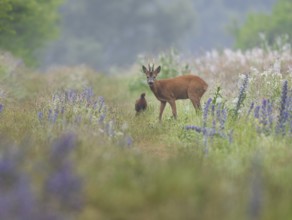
[234,0,292,49]
[0,0,63,66]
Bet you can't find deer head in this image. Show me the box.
[142,64,161,87]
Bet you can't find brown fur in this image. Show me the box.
[135,93,147,115]
[142,65,208,121]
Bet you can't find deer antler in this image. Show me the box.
[152,64,155,72]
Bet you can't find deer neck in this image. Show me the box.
[149,81,161,98]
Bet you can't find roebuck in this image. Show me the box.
[142,64,208,121]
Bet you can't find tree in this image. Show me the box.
[42,0,196,70]
[234,0,292,49]
[0,0,63,66]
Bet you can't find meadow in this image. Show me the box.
[1,41,292,220]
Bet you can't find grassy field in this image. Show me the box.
[1,46,292,220]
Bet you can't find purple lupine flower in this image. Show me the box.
[98,113,106,124]
[93,101,98,110]
[203,98,212,128]
[254,106,260,119]
[38,112,43,122]
[247,102,254,118]
[216,103,222,121]
[211,104,215,117]
[234,74,249,118]
[98,96,105,113]
[48,109,53,121]
[0,104,3,113]
[185,125,202,133]
[260,99,268,126]
[52,109,59,123]
[211,116,216,138]
[267,100,274,130]
[83,87,93,103]
[0,152,36,220]
[66,90,77,103]
[125,135,133,147]
[276,80,288,135]
[219,108,227,130]
[45,163,83,211]
[50,133,76,166]
[43,133,83,216]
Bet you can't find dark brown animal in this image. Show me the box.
[142,64,208,121]
[135,93,147,115]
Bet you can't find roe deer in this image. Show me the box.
[142,64,208,121]
[135,93,147,115]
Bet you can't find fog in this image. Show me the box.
[42,0,276,71]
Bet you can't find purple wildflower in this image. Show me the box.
[234,74,249,118]
[48,109,53,121]
[83,87,93,103]
[65,90,77,103]
[38,112,43,122]
[254,106,260,119]
[50,133,76,166]
[52,109,59,123]
[247,102,254,118]
[267,100,273,127]
[203,98,212,128]
[45,163,83,211]
[45,133,83,212]
[0,104,3,113]
[98,113,106,124]
[0,152,36,220]
[211,104,215,117]
[219,108,227,130]
[276,80,288,135]
[98,96,105,113]
[185,125,203,133]
[260,99,268,126]
[126,136,133,146]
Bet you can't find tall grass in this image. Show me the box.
[1,45,292,219]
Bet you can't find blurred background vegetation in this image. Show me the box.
[1,0,292,70]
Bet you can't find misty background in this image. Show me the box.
[41,0,276,71]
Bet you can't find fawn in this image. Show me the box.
[142,64,208,121]
[135,93,147,115]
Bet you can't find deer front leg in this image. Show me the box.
[159,101,166,121]
[168,100,177,119]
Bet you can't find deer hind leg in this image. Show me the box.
[159,101,167,121]
[168,100,177,119]
[189,95,202,113]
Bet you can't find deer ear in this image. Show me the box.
[142,65,148,74]
[154,66,161,75]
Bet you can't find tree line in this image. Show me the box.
[0,0,290,70]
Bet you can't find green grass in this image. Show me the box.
[1,50,292,219]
